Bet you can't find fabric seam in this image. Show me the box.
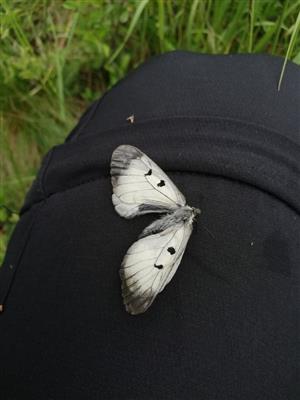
[40,147,56,198]
[22,116,300,215]
[74,115,300,149]
[0,202,44,309]
[21,170,300,216]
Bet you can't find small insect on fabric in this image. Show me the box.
[111,145,200,315]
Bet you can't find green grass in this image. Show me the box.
[1,0,300,262]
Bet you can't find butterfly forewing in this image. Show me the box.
[111,145,186,218]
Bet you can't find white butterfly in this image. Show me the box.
[111,145,200,315]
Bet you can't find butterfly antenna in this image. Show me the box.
[202,224,216,240]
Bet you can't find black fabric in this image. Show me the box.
[0,52,299,400]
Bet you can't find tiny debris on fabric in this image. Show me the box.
[126,115,135,124]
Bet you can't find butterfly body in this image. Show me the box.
[139,206,200,238]
[111,145,200,315]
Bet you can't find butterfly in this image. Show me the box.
[111,145,200,315]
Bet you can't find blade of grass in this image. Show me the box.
[222,1,247,51]
[186,0,200,47]
[271,0,288,54]
[211,0,231,33]
[166,0,176,37]
[2,0,32,51]
[157,0,165,52]
[48,11,79,120]
[61,11,79,69]
[194,1,206,48]
[107,0,149,64]
[55,52,65,120]
[248,0,255,52]
[253,22,277,52]
[278,9,300,90]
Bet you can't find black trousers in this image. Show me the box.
[1,52,299,400]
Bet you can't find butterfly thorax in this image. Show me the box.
[139,205,200,238]
[171,205,200,223]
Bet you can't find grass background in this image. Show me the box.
[1,0,300,262]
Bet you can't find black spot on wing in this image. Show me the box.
[145,169,152,176]
[154,264,163,270]
[157,180,165,187]
[167,247,176,255]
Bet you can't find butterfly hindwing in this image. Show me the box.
[120,216,193,315]
[111,145,186,218]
